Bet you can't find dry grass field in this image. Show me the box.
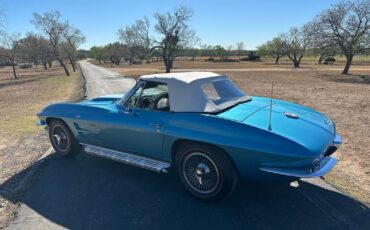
[0,65,85,227]
[94,59,370,205]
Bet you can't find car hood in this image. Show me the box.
[78,94,125,108]
[216,96,335,152]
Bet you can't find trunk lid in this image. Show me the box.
[215,96,335,152]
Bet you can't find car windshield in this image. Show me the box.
[201,79,247,106]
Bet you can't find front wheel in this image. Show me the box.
[176,143,238,202]
[48,120,81,157]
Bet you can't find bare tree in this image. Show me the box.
[118,17,151,64]
[236,42,245,61]
[213,45,226,60]
[18,34,39,66]
[18,33,53,70]
[32,11,70,76]
[282,26,311,68]
[154,6,196,72]
[102,42,128,66]
[206,44,214,60]
[314,43,337,64]
[62,26,86,72]
[118,6,196,72]
[118,17,151,52]
[0,31,20,79]
[311,0,370,74]
[257,37,286,64]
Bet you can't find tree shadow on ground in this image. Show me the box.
[321,73,370,85]
[1,152,369,230]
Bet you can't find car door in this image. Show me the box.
[98,81,171,160]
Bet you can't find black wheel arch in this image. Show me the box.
[171,139,239,175]
[46,117,77,139]
[46,117,65,126]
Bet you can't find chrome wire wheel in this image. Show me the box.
[51,125,70,152]
[182,152,220,194]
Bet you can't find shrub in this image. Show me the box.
[19,63,33,69]
[204,57,215,62]
[323,57,336,65]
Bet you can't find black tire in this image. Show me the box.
[48,120,81,157]
[175,143,238,202]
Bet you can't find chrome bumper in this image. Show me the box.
[260,157,337,178]
[36,120,48,131]
[332,134,342,147]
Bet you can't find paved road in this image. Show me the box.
[79,60,135,98]
[5,61,370,230]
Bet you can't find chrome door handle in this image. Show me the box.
[149,123,162,129]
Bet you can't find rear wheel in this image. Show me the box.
[176,143,238,202]
[48,120,81,157]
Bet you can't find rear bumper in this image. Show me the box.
[260,157,336,178]
[332,134,342,147]
[260,134,341,178]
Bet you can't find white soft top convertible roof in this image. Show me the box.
[139,72,250,113]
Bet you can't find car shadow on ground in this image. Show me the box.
[1,152,369,230]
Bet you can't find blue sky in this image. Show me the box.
[1,0,340,50]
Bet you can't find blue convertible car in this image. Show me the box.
[37,72,341,201]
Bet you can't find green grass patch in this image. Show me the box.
[0,67,85,138]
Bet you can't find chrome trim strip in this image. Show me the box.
[81,143,171,173]
[260,157,337,178]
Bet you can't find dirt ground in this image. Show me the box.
[95,59,370,205]
[0,65,85,228]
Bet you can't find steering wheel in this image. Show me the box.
[137,97,155,109]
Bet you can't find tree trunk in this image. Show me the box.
[165,63,171,73]
[42,61,48,70]
[318,54,324,64]
[342,54,353,74]
[169,58,173,69]
[164,56,171,73]
[12,63,18,79]
[71,63,76,72]
[163,55,171,73]
[293,60,300,68]
[48,61,52,68]
[58,59,70,76]
[69,57,76,72]
[275,56,280,64]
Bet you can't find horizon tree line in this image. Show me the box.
[257,0,370,74]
